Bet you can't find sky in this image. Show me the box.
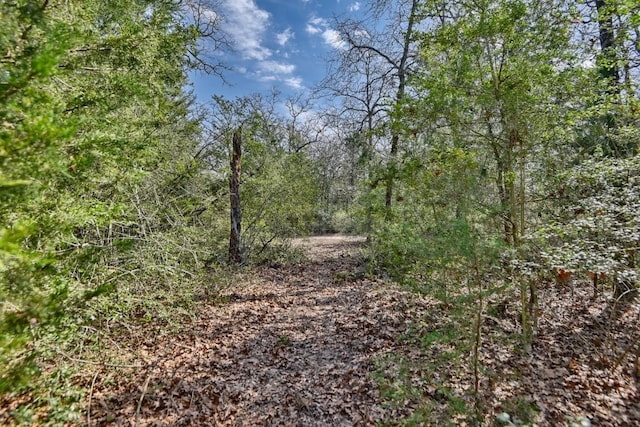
[189,0,365,103]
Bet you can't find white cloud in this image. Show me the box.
[349,2,361,11]
[306,16,326,34]
[257,75,278,82]
[309,17,326,26]
[180,3,220,30]
[253,60,302,89]
[306,16,346,49]
[284,77,304,89]
[201,7,218,21]
[220,0,271,60]
[306,24,322,35]
[258,60,296,75]
[354,29,370,39]
[276,28,294,46]
[322,28,346,50]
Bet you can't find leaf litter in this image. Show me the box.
[84,236,435,426]
[12,235,638,426]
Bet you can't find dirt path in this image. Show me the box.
[5,235,638,425]
[88,235,429,426]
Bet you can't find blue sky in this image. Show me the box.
[189,0,364,103]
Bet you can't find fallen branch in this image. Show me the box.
[135,374,152,427]
[87,371,99,427]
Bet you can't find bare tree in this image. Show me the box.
[229,127,242,263]
[179,0,231,77]
[326,0,421,218]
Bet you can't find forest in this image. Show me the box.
[1,0,639,425]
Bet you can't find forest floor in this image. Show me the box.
[5,236,639,426]
[78,235,436,426]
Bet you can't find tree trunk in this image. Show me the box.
[496,164,513,246]
[595,0,620,91]
[384,0,419,219]
[229,127,242,264]
[384,133,399,216]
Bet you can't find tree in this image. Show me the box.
[539,154,640,300]
[595,0,621,89]
[204,94,321,262]
[229,127,243,264]
[0,0,217,395]
[367,0,584,355]
[331,0,421,218]
[572,0,640,157]
[413,0,576,246]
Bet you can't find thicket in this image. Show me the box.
[323,0,640,423]
[2,0,640,424]
[0,1,322,421]
[1,0,207,401]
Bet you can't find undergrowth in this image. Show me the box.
[0,230,310,425]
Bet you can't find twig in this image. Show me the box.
[612,329,640,371]
[87,371,99,427]
[80,325,124,351]
[604,289,637,353]
[168,378,184,415]
[135,374,152,427]
[56,349,144,368]
[52,76,74,90]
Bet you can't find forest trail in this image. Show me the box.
[63,235,640,427]
[88,235,431,426]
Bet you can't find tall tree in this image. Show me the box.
[205,94,321,260]
[595,0,621,89]
[413,0,576,245]
[333,0,421,218]
[572,0,640,157]
[229,127,243,263]
[0,0,219,393]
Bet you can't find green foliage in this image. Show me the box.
[0,0,638,422]
[0,0,214,411]
[204,94,322,262]
[374,351,470,426]
[373,354,433,423]
[364,0,637,421]
[1,0,78,394]
[1,363,85,425]
[367,143,502,422]
[368,143,501,290]
[496,397,539,426]
[243,151,320,242]
[530,154,640,292]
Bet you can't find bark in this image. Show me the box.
[384,0,419,218]
[495,158,514,246]
[489,124,516,246]
[508,128,520,246]
[595,0,620,91]
[341,0,420,219]
[229,127,242,264]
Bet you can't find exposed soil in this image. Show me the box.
[290,235,367,261]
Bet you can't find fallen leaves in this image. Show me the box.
[5,236,637,426]
[78,236,432,426]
